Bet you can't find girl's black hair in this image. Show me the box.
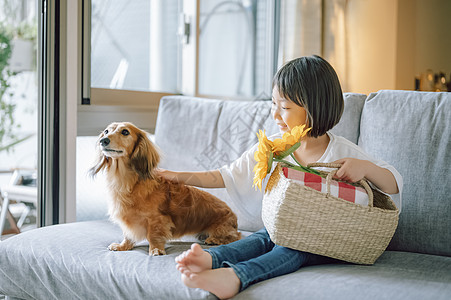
[272,55,344,137]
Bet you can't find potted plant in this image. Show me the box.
[0,22,36,153]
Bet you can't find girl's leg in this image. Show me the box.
[228,245,336,291]
[177,245,337,298]
[175,228,274,273]
[205,228,275,269]
[175,229,274,299]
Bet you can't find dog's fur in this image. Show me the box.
[90,122,241,255]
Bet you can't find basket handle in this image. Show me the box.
[307,162,374,207]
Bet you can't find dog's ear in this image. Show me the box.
[130,132,160,180]
[89,137,110,177]
[89,156,109,178]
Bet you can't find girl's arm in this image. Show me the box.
[158,169,225,189]
[332,158,399,194]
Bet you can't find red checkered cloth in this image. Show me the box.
[282,167,369,206]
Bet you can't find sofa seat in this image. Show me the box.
[0,220,214,300]
[1,219,450,300]
[235,251,451,300]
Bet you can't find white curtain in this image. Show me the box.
[278,0,349,91]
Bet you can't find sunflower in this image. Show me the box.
[252,125,317,191]
[252,130,274,191]
[272,124,311,158]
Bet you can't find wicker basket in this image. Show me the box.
[262,163,399,265]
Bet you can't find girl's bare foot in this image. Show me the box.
[179,266,240,299]
[175,243,212,273]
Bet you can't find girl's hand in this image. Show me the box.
[158,169,180,182]
[332,158,368,183]
[157,169,225,188]
[332,158,399,194]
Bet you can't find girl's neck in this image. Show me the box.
[302,133,330,148]
[293,133,330,165]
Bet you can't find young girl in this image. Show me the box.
[160,55,402,299]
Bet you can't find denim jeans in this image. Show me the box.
[205,228,337,291]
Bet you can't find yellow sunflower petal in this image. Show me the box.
[253,129,274,190]
[272,138,285,152]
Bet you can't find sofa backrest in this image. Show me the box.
[154,93,367,231]
[330,93,366,144]
[358,90,451,257]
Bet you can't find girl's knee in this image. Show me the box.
[244,228,274,252]
[253,228,272,242]
[274,246,313,262]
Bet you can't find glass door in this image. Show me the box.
[0,0,38,239]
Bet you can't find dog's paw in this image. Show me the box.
[108,243,127,251]
[204,237,220,245]
[149,248,166,256]
[205,233,241,245]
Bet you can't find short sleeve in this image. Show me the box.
[219,143,265,221]
[218,133,282,223]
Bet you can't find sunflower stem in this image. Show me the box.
[274,157,320,175]
[273,158,296,168]
[290,153,303,168]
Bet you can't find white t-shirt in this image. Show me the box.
[219,132,403,221]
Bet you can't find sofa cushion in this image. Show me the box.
[330,93,366,144]
[1,220,450,299]
[0,221,216,300]
[358,90,451,256]
[235,251,451,299]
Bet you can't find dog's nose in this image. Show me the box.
[100,137,110,147]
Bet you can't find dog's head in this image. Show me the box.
[89,122,160,180]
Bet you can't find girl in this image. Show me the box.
[161,55,402,299]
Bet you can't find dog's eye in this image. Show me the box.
[121,129,130,136]
[104,129,108,135]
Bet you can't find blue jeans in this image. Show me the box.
[205,228,337,291]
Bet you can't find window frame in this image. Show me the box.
[79,0,196,136]
[81,0,280,111]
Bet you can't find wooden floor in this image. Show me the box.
[1,223,37,241]
[1,210,36,241]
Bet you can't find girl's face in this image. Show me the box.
[271,86,307,133]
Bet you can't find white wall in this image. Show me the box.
[346,0,451,94]
[347,0,398,94]
[414,0,451,78]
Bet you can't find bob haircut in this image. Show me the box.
[272,55,344,138]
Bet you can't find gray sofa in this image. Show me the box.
[1,90,450,299]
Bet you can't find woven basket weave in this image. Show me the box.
[262,163,399,265]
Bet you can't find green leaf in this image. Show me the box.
[267,151,273,173]
[0,133,34,152]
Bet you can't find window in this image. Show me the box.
[198,0,278,99]
[85,0,279,106]
[91,0,180,93]
[78,0,182,136]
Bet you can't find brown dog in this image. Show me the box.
[90,122,241,255]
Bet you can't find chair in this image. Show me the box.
[0,169,37,239]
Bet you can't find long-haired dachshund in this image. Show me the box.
[90,122,241,255]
